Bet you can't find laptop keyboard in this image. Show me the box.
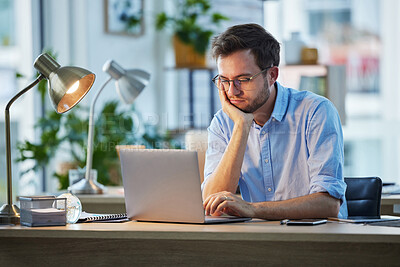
[204,215,252,224]
[206,215,242,220]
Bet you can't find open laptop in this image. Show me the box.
[119,148,251,224]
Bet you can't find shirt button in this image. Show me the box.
[262,131,266,135]
[265,159,269,163]
[267,187,272,192]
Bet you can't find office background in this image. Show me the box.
[0,0,399,201]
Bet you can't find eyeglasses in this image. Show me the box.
[212,67,272,92]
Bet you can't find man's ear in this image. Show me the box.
[268,67,279,86]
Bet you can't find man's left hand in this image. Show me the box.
[203,191,256,218]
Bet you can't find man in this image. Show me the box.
[202,23,347,219]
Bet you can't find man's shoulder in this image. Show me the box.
[285,86,328,104]
[283,86,334,113]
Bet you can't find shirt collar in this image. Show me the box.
[270,82,289,122]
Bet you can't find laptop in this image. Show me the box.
[119,148,251,224]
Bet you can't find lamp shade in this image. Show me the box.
[68,60,150,194]
[103,60,150,104]
[34,53,95,113]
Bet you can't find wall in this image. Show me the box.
[43,0,165,125]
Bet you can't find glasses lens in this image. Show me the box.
[213,78,224,91]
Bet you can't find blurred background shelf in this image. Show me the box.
[279,64,346,124]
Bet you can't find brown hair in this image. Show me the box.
[211,23,280,69]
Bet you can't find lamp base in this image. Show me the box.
[0,204,20,225]
[68,178,105,194]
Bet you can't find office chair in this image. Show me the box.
[344,177,382,218]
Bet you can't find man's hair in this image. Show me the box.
[211,23,280,69]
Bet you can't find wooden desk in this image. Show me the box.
[381,194,400,215]
[1,220,400,266]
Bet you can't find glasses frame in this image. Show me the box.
[212,67,272,92]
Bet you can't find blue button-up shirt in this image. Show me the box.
[203,82,347,218]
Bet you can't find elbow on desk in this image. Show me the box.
[323,194,341,218]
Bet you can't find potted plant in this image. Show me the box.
[17,100,180,190]
[17,101,131,188]
[155,0,229,68]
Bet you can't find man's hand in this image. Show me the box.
[203,191,256,218]
[219,89,254,127]
[203,191,341,220]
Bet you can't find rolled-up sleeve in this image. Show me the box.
[201,113,229,191]
[306,100,347,217]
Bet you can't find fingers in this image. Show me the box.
[218,89,230,111]
[203,194,224,215]
[218,90,237,119]
[203,192,233,216]
[203,192,255,218]
[218,89,254,127]
[214,201,241,217]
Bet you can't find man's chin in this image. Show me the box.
[235,105,252,113]
[228,100,245,111]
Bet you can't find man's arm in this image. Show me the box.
[204,191,340,219]
[202,90,253,199]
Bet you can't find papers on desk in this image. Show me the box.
[20,208,67,227]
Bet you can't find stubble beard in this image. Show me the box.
[235,80,270,113]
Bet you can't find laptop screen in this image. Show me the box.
[119,149,206,223]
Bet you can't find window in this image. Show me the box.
[0,0,14,46]
[265,0,400,183]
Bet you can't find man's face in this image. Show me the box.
[216,49,271,113]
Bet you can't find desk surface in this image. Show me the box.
[1,220,400,266]
[1,219,400,243]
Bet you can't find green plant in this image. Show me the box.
[17,99,179,190]
[17,101,125,187]
[155,0,229,55]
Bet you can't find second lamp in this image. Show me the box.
[69,60,150,194]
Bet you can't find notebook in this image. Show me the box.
[77,211,128,223]
[328,215,400,224]
[119,148,251,224]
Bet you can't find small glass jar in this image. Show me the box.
[57,192,82,224]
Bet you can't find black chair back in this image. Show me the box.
[344,177,382,218]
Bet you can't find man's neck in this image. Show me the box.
[253,83,277,126]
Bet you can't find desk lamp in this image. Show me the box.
[69,60,150,194]
[0,53,95,225]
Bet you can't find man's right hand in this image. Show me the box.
[219,89,254,128]
[202,89,254,199]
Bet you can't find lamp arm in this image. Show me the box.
[4,75,44,205]
[85,77,113,181]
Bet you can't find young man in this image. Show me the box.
[202,23,347,219]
